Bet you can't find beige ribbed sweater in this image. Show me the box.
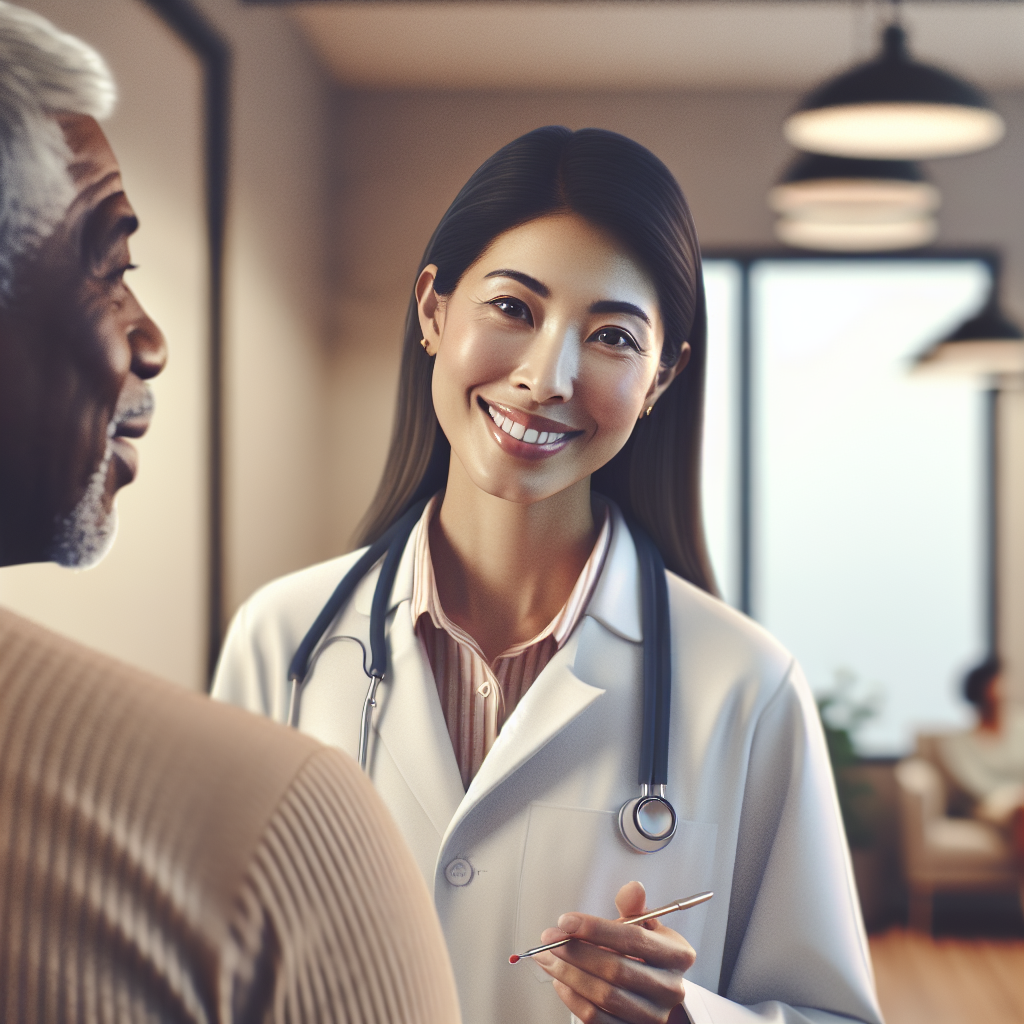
[0,606,461,1023]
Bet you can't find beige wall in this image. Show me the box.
[327,87,1024,703]
[189,0,335,624]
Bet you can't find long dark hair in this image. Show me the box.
[355,126,716,594]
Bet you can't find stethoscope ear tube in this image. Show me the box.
[286,498,429,734]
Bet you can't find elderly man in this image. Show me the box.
[0,5,461,1021]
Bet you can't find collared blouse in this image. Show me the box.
[410,495,611,788]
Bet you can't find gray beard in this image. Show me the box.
[48,386,154,569]
[49,435,119,569]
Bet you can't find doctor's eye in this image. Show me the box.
[590,326,641,352]
[490,297,533,324]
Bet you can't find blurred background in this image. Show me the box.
[0,1,1021,1018]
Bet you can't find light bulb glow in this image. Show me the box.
[775,214,937,252]
[784,103,1005,160]
[769,178,940,216]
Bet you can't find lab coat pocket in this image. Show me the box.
[515,802,717,983]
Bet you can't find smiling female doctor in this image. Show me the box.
[213,127,882,1024]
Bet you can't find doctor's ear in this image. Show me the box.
[641,341,690,419]
[416,265,447,356]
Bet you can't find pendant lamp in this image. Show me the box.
[771,153,938,252]
[914,288,1024,377]
[784,22,1005,160]
[776,215,936,253]
[770,153,939,219]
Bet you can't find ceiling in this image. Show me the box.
[287,1,1024,92]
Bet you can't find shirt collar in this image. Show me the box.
[409,494,614,659]
[365,492,643,646]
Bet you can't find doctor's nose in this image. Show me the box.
[509,326,578,404]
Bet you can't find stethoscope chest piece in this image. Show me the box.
[619,788,677,854]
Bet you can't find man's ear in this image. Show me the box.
[645,341,691,410]
[416,265,446,355]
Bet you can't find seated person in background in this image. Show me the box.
[938,658,1024,857]
[0,4,460,1020]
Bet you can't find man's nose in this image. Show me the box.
[512,324,578,402]
[129,310,167,380]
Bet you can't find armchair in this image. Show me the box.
[894,752,1019,932]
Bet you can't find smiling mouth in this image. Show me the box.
[480,398,579,447]
[107,386,156,482]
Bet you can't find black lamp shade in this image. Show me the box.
[785,25,1005,160]
[770,153,939,251]
[781,153,925,186]
[804,26,989,112]
[770,153,939,214]
[945,299,1023,344]
[914,291,1024,377]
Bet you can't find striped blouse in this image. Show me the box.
[411,496,611,789]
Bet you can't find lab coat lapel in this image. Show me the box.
[369,523,465,839]
[442,636,606,844]
[374,610,465,837]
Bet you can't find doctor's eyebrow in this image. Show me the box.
[484,269,550,298]
[589,300,652,327]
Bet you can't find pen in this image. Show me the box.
[508,890,714,964]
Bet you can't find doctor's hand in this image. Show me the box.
[534,881,694,1024]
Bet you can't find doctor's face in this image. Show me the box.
[420,213,676,506]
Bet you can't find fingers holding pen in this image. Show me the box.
[544,911,697,972]
[534,921,691,1021]
[523,887,705,1023]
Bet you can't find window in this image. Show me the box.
[702,256,992,753]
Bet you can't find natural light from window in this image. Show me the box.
[702,257,992,754]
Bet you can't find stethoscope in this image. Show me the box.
[286,496,677,854]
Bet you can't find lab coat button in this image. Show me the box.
[445,858,473,886]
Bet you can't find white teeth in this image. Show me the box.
[485,403,568,445]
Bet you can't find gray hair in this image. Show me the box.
[0,2,115,301]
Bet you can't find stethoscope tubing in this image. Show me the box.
[288,498,677,851]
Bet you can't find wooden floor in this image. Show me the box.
[870,928,1024,1024]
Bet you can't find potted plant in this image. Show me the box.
[818,671,886,928]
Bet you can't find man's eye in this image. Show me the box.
[105,262,138,284]
[491,297,532,323]
[591,327,640,351]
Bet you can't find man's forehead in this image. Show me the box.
[57,113,123,196]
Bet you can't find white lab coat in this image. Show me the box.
[213,504,883,1024]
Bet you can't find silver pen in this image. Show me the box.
[508,890,713,964]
